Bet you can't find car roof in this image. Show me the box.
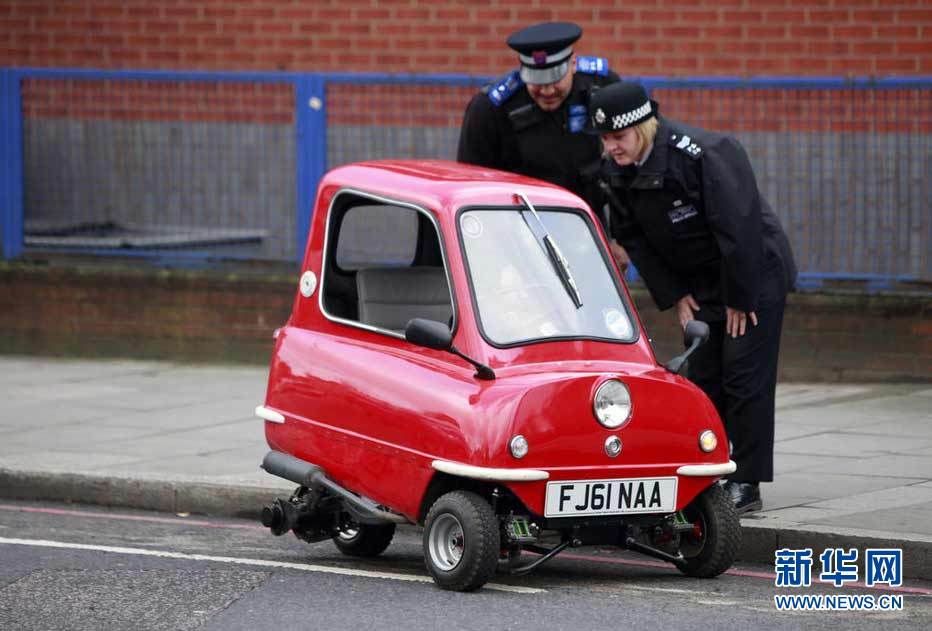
[319,160,591,218]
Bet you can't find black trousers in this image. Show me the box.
[687,297,786,483]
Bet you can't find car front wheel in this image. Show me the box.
[423,491,500,591]
[676,482,741,578]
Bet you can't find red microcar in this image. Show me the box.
[257,160,740,591]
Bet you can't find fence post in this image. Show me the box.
[295,74,327,264]
[0,68,24,260]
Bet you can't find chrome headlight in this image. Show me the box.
[509,435,529,459]
[593,379,632,429]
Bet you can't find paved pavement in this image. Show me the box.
[1,356,931,578]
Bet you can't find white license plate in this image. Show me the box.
[544,477,677,517]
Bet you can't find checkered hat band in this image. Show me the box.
[518,45,573,67]
[611,101,652,129]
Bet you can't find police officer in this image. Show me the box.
[457,22,621,243]
[587,82,797,514]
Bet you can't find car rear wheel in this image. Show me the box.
[423,491,500,591]
[332,515,396,557]
[676,482,741,578]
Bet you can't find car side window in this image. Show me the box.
[322,195,454,336]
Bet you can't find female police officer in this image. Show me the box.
[587,82,797,514]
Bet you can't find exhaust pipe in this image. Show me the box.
[261,497,299,536]
[262,450,408,525]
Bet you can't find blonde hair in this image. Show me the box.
[634,117,659,161]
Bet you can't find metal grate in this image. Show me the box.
[2,69,929,288]
[14,73,295,261]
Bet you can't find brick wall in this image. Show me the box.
[1,264,929,382]
[21,79,294,122]
[2,1,930,77]
[0,264,296,364]
[638,289,932,383]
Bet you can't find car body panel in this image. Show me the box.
[263,159,732,523]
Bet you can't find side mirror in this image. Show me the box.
[683,319,710,347]
[404,317,496,380]
[664,320,710,375]
[405,318,453,351]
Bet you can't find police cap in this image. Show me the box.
[506,22,582,85]
[586,82,658,134]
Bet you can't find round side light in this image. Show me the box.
[593,379,632,429]
[604,436,623,458]
[509,435,529,459]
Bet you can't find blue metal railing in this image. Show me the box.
[1,67,929,289]
[2,68,307,264]
[0,69,24,260]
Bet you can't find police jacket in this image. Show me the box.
[599,117,797,320]
[457,60,619,210]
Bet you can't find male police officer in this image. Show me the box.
[457,22,621,246]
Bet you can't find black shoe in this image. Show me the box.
[722,481,762,515]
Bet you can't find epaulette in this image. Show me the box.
[484,69,524,107]
[576,56,610,76]
[669,132,703,160]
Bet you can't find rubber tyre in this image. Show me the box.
[677,482,741,578]
[423,491,500,591]
[332,520,396,557]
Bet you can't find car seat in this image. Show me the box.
[356,266,453,332]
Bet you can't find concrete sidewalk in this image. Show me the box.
[1,356,931,579]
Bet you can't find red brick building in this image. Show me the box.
[2,0,930,77]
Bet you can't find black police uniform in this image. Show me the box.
[592,95,796,486]
[456,23,619,211]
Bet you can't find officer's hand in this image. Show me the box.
[675,294,700,330]
[726,307,758,338]
[609,239,630,274]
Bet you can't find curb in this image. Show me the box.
[739,521,932,582]
[3,468,930,582]
[0,469,279,520]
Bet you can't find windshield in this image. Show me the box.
[459,208,637,346]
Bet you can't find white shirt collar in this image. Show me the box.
[635,142,654,168]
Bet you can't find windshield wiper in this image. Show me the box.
[514,192,583,309]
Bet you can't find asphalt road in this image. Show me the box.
[0,500,930,631]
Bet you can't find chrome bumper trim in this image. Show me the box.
[255,405,285,424]
[431,460,549,482]
[676,461,737,477]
